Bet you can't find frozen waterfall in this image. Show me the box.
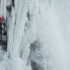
[0,0,70,70]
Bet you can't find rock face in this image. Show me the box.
[0,0,70,70]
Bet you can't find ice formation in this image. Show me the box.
[0,0,70,70]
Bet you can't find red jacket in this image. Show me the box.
[0,16,4,24]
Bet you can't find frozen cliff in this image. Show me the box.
[0,0,70,70]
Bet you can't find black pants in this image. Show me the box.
[0,24,2,34]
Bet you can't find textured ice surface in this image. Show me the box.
[0,0,70,70]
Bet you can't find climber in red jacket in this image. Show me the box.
[0,16,4,34]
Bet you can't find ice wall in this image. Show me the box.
[0,0,6,18]
[0,0,70,70]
